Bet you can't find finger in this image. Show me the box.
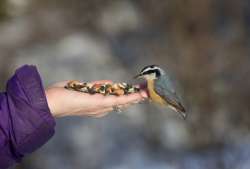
[110,103,138,115]
[93,103,131,116]
[133,83,148,99]
[139,89,148,99]
[103,92,146,107]
[116,92,148,104]
[87,103,131,115]
[118,103,130,109]
[86,107,114,118]
[93,112,110,118]
[81,102,136,118]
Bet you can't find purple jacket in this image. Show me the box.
[0,65,56,168]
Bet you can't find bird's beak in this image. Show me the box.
[175,103,187,120]
[134,74,142,79]
[179,111,187,120]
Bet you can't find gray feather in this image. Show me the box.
[155,75,185,113]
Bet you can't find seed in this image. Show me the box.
[105,85,113,95]
[112,83,120,90]
[113,89,125,96]
[118,83,127,89]
[79,86,89,92]
[127,87,134,93]
[67,80,80,88]
[88,88,96,94]
[134,86,140,92]
[92,83,102,91]
[65,81,139,96]
[99,85,106,94]
[84,83,92,88]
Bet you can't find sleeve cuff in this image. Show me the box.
[6,65,56,158]
[15,65,55,127]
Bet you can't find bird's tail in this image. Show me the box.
[167,100,187,119]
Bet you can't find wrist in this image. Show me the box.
[45,89,60,118]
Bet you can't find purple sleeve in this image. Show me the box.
[0,65,56,168]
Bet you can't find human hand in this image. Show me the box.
[45,80,148,118]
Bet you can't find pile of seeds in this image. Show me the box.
[65,80,140,96]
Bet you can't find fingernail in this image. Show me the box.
[140,91,148,98]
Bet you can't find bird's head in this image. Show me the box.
[134,65,165,80]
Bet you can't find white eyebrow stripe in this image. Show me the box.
[142,67,162,73]
[141,67,153,73]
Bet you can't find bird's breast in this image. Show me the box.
[147,79,167,105]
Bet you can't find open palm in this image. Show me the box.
[45,80,148,118]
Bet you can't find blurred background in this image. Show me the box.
[0,0,249,168]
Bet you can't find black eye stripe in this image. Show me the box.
[142,69,161,77]
[141,65,159,72]
[142,68,158,74]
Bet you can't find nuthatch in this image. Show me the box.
[134,65,186,119]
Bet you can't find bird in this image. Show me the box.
[134,65,186,119]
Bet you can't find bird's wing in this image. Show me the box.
[155,76,186,113]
